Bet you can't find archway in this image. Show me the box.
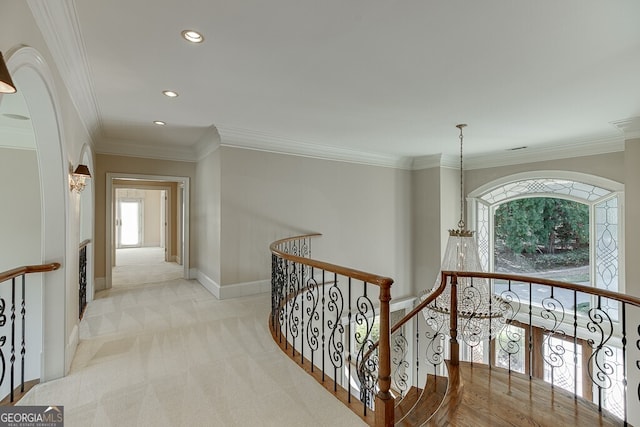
[7,47,68,381]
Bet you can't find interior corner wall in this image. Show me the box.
[624,139,640,298]
[195,148,222,285]
[94,154,196,279]
[218,146,413,298]
[411,166,461,295]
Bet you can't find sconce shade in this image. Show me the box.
[0,52,17,94]
[70,164,91,193]
[73,164,91,178]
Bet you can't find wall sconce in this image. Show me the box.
[70,164,91,193]
[0,51,17,94]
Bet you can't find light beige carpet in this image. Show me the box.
[18,277,366,426]
[112,247,183,287]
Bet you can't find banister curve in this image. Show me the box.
[0,263,61,283]
[442,270,640,308]
[270,233,394,288]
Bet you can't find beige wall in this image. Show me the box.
[217,146,413,297]
[624,139,640,297]
[195,148,221,284]
[0,148,41,270]
[465,152,624,195]
[94,154,196,278]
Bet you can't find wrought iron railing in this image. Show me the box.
[384,270,640,426]
[79,240,90,319]
[270,234,395,425]
[0,263,60,404]
[270,236,640,425]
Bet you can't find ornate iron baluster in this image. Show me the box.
[391,329,409,397]
[355,282,376,409]
[327,275,344,392]
[305,269,320,370]
[20,274,25,392]
[11,277,16,402]
[587,295,615,413]
[541,286,566,386]
[498,280,521,372]
[0,296,6,388]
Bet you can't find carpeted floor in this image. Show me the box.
[112,247,183,287]
[18,273,366,426]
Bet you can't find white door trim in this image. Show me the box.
[106,173,190,288]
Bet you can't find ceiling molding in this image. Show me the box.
[412,154,458,170]
[95,137,197,162]
[28,0,101,141]
[194,126,222,161]
[217,126,414,169]
[464,135,624,170]
[611,117,640,140]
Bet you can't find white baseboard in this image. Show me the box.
[194,270,270,300]
[95,277,106,291]
[219,279,270,299]
[196,270,221,299]
[66,324,79,374]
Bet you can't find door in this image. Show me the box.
[116,198,143,248]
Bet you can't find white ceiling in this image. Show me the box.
[29,0,640,166]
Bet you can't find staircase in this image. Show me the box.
[270,234,638,426]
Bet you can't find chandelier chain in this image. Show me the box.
[457,124,467,230]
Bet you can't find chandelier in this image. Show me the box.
[420,124,506,348]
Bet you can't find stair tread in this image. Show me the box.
[396,375,448,425]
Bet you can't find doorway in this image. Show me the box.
[106,173,190,289]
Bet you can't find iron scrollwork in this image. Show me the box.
[540,294,567,369]
[355,294,377,407]
[391,331,410,396]
[586,307,615,391]
[327,281,344,371]
[305,277,320,354]
[497,289,522,366]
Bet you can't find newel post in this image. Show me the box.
[449,274,459,366]
[375,280,394,427]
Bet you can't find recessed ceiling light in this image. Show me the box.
[2,113,30,120]
[153,120,166,126]
[162,90,179,98]
[181,30,204,43]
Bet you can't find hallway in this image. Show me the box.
[18,276,365,426]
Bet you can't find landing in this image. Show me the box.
[441,362,621,426]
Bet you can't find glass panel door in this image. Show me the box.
[117,199,143,248]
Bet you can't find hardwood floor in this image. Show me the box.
[431,362,622,426]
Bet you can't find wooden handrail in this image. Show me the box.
[0,263,61,283]
[388,270,640,338]
[442,270,640,308]
[79,239,91,249]
[270,233,394,288]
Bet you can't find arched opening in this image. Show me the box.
[7,47,68,382]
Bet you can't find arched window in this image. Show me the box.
[469,173,624,316]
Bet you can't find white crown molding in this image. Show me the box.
[611,117,640,140]
[95,137,197,162]
[217,126,414,169]
[412,154,459,170]
[194,126,222,161]
[464,135,624,170]
[28,0,101,142]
